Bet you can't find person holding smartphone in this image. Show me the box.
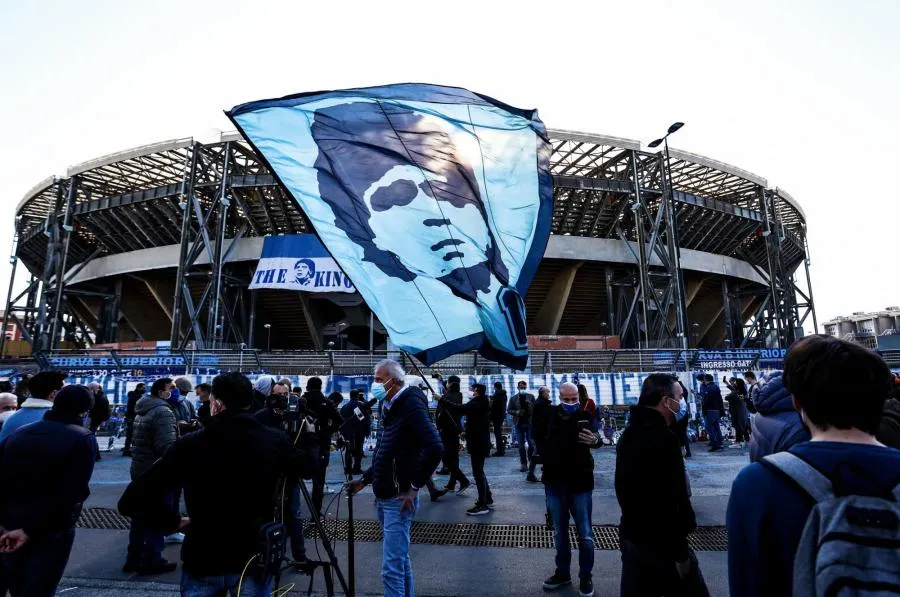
[537,382,600,597]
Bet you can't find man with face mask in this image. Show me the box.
[615,374,708,597]
[346,359,442,597]
[539,382,601,597]
[0,385,96,597]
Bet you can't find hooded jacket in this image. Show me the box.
[118,410,315,577]
[0,409,96,538]
[749,371,810,462]
[131,396,177,479]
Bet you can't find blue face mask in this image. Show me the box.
[371,381,390,401]
[673,398,687,422]
[167,388,180,405]
[560,401,580,414]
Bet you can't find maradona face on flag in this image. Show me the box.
[227,84,552,369]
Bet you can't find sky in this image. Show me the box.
[0,0,897,325]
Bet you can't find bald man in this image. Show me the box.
[537,381,601,596]
[0,393,17,432]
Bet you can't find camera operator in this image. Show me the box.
[119,371,316,596]
[253,381,308,567]
[301,377,342,517]
[340,389,370,477]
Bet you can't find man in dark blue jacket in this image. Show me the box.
[0,385,96,597]
[347,359,442,597]
[700,375,725,451]
[727,335,900,597]
[340,389,371,476]
[748,370,810,462]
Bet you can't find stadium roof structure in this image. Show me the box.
[5,128,816,357]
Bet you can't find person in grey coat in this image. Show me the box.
[124,377,178,575]
[748,371,810,462]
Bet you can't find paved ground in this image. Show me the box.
[54,437,750,596]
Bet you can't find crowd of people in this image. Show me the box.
[0,334,897,596]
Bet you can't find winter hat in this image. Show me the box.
[174,377,193,395]
[52,385,94,417]
[253,376,276,396]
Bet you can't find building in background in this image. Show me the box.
[824,307,900,350]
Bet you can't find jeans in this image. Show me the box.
[180,570,273,597]
[312,450,330,515]
[492,420,505,453]
[343,433,365,474]
[546,486,594,580]
[376,496,417,597]
[287,482,306,561]
[440,430,468,489]
[528,440,544,477]
[517,424,534,466]
[470,452,492,505]
[123,418,134,452]
[620,539,709,597]
[127,491,174,566]
[1,528,75,597]
[704,410,723,449]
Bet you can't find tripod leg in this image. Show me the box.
[298,479,350,595]
[324,563,334,596]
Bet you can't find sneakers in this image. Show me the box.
[485,496,495,509]
[579,577,594,597]
[430,488,448,502]
[527,473,539,483]
[456,480,471,495]
[466,503,490,516]
[164,532,185,544]
[519,464,528,472]
[542,571,571,590]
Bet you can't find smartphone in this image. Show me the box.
[354,406,365,421]
[576,420,591,433]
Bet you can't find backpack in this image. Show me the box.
[762,451,900,597]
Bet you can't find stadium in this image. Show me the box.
[3,127,818,374]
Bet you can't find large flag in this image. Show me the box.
[227,84,552,369]
[250,234,356,293]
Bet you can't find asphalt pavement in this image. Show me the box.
[54,437,750,596]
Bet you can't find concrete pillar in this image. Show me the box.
[533,261,584,334]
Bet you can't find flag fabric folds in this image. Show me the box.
[228,84,552,369]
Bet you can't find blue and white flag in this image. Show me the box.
[250,234,356,293]
[228,84,552,369]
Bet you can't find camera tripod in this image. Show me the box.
[273,476,353,597]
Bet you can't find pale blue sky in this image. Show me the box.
[0,0,897,323]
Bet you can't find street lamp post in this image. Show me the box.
[263,323,271,352]
[649,122,689,351]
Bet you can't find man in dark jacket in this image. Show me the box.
[441,383,494,515]
[253,380,307,565]
[0,385,96,597]
[347,359,442,597]
[302,377,342,517]
[490,381,508,456]
[122,382,145,456]
[340,388,371,476]
[876,376,900,448]
[539,382,600,597]
[435,379,470,493]
[508,380,535,451]
[87,382,111,461]
[195,383,212,426]
[748,371,810,462]
[528,386,553,482]
[125,377,178,575]
[700,374,724,451]
[119,371,316,596]
[616,373,706,597]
